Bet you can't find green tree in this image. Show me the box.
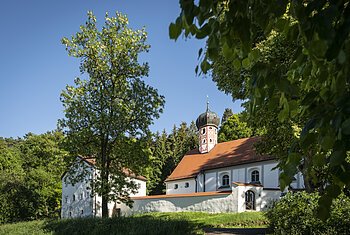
[218,114,252,142]
[19,132,68,219]
[60,12,164,217]
[221,108,233,124]
[148,122,198,195]
[0,132,68,223]
[147,130,168,195]
[170,0,350,216]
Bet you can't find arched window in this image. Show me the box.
[174,184,178,189]
[202,128,206,134]
[251,170,260,183]
[222,174,230,186]
[202,139,206,144]
[185,182,189,188]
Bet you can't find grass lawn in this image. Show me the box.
[0,212,267,235]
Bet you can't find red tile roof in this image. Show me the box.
[131,191,232,200]
[165,137,273,182]
[79,156,147,181]
[232,182,263,187]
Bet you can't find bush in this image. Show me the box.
[266,191,350,234]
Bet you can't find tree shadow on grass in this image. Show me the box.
[43,216,204,235]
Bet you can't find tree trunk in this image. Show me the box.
[101,167,109,217]
[101,141,109,218]
[302,152,316,193]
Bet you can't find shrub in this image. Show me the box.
[266,191,350,234]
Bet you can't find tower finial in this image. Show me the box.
[206,95,209,111]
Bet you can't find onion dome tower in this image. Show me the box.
[196,99,220,153]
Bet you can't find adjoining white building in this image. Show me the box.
[122,106,304,215]
[61,157,146,218]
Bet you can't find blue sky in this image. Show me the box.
[0,0,242,138]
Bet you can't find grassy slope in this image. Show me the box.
[0,212,267,235]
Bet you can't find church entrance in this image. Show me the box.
[245,190,255,210]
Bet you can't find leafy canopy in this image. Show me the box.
[170,0,350,217]
[218,114,252,143]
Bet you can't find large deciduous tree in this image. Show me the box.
[218,114,252,142]
[170,0,350,216]
[60,12,164,217]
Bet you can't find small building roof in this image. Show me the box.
[165,137,273,182]
[75,156,147,181]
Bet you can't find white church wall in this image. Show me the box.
[204,172,217,192]
[166,178,196,195]
[124,192,237,215]
[192,160,279,195]
[234,184,263,212]
[262,161,279,188]
[260,189,281,210]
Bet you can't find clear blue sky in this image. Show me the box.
[0,0,242,138]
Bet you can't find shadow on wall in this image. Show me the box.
[44,216,201,235]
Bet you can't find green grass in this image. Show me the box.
[0,220,51,235]
[135,212,268,228]
[0,212,267,235]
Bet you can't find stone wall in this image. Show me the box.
[122,192,237,216]
[121,184,281,216]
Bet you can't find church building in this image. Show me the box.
[126,106,304,214]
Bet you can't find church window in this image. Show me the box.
[202,128,206,134]
[185,182,189,188]
[202,139,206,144]
[222,175,230,186]
[73,194,76,201]
[251,170,260,183]
[210,139,212,142]
[174,184,178,189]
[81,210,84,215]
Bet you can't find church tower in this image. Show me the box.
[195,101,220,153]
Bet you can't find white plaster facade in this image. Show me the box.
[166,178,196,195]
[166,160,304,195]
[61,158,146,218]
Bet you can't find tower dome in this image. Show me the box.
[196,110,220,129]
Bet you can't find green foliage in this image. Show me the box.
[0,212,267,235]
[221,108,233,124]
[171,0,350,215]
[266,192,350,234]
[218,114,252,143]
[0,132,68,224]
[60,11,164,216]
[147,122,198,195]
